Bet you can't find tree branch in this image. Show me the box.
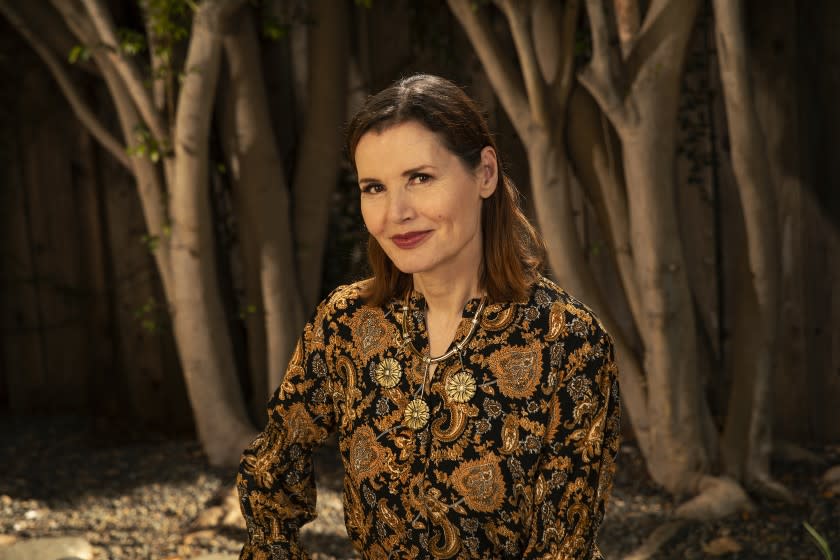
[16,2,99,76]
[531,0,562,85]
[50,0,96,46]
[555,0,581,113]
[499,0,548,127]
[101,55,174,297]
[51,0,174,296]
[0,1,131,170]
[613,0,640,58]
[578,0,635,129]
[623,0,698,98]
[139,2,167,114]
[447,0,532,142]
[80,0,169,144]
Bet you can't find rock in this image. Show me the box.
[182,530,216,546]
[220,507,246,529]
[820,465,840,497]
[188,555,238,560]
[220,487,245,529]
[821,465,840,484]
[702,536,742,556]
[0,536,16,547]
[0,537,93,560]
[623,520,687,560]
[191,506,224,528]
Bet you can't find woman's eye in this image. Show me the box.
[360,183,384,194]
[410,173,432,184]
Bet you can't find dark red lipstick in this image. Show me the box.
[391,231,432,249]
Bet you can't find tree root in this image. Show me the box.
[745,472,797,504]
[674,475,754,521]
[773,440,828,467]
[622,520,688,560]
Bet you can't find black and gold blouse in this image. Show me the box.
[237,277,620,559]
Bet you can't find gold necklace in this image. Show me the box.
[398,294,487,430]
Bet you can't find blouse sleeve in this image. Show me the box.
[236,303,337,559]
[523,326,620,559]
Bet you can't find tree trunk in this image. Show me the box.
[527,137,654,457]
[579,0,731,496]
[292,0,349,310]
[713,0,784,497]
[12,0,259,459]
[620,113,712,492]
[169,5,255,466]
[222,9,303,395]
[49,0,176,298]
[566,85,642,337]
[449,0,655,463]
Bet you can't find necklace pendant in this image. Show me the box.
[374,357,402,388]
[404,398,430,430]
[445,371,477,403]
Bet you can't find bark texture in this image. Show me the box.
[449,0,653,464]
[579,0,722,496]
[292,0,349,311]
[167,2,256,466]
[221,9,303,395]
[713,0,786,499]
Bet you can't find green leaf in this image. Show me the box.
[117,28,147,56]
[262,17,289,41]
[804,522,833,560]
[141,234,160,252]
[68,45,90,64]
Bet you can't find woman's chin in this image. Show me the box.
[382,251,428,275]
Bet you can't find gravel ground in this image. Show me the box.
[0,415,837,559]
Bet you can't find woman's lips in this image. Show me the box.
[391,230,432,249]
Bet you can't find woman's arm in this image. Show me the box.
[236,304,337,559]
[523,326,621,559]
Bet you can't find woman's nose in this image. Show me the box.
[387,190,415,223]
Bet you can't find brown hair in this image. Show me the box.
[346,74,545,306]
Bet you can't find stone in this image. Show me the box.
[0,537,93,560]
[821,465,840,484]
[820,465,840,497]
[188,555,238,560]
[191,506,223,528]
[702,536,742,556]
[182,530,216,545]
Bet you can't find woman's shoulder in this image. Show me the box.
[527,276,610,340]
[313,278,373,321]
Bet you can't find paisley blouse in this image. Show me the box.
[237,276,620,559]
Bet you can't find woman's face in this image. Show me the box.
[355,121,497,281]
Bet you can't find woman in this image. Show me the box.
[237,74,620,559]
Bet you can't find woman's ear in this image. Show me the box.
[478,146,498,199]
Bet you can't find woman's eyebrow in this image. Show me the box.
[358,165,437,185]
[401,165,436,177]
